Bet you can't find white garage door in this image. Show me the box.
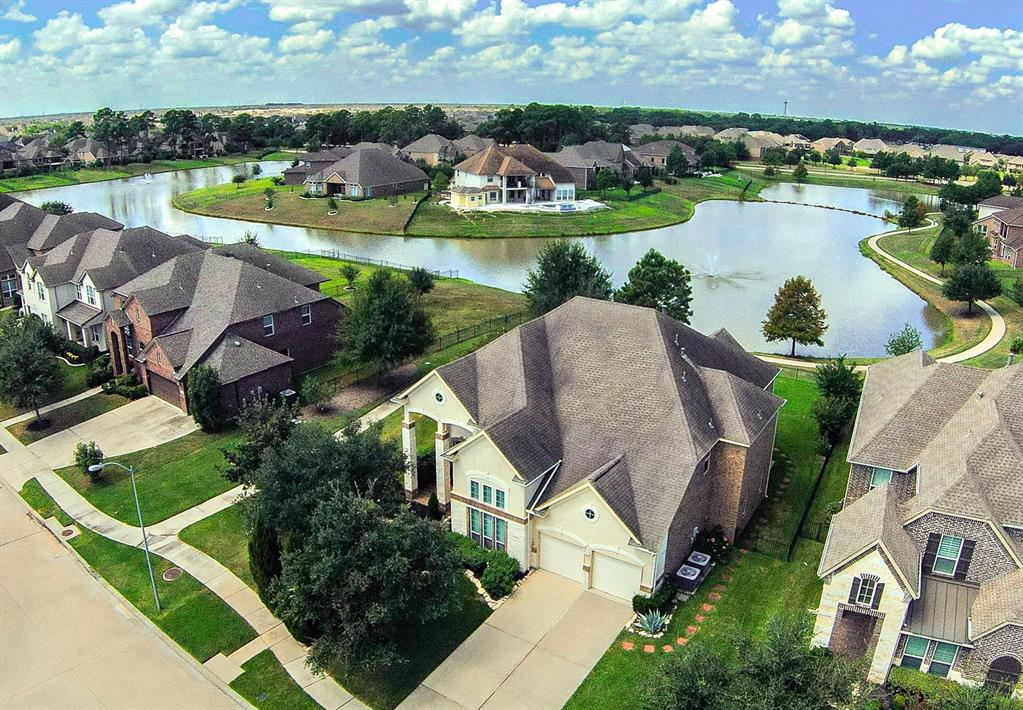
[590,552,643,601]
[539,534,585,583]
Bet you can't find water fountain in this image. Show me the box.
[692,251,763,289]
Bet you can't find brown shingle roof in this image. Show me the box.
[971,569,1023,639]
[992,205,1023,228]
[307,149,428,187]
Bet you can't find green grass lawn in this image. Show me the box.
[18,478,257,662]
[54,428,241,526]
[0,359,92,421]
[179,506,255,588]
[7,392,128,444]
[377,410,437,457]
[230,650,320,710]
[806,443,851,528]
[174,179,425,235]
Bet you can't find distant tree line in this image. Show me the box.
[303,105,464,149]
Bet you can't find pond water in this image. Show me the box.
[15,163,944,358]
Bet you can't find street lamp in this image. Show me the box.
[88,460,161,611]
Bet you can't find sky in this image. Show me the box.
[0,0,1021,135]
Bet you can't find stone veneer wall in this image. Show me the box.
[905,512,1018,584]
[958,625,1023,685]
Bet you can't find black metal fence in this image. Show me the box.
[271,247,458,279]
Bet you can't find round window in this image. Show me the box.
[434,391,445,403]
[583,507,598,522]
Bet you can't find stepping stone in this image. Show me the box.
[694,614,705,623]
[676,637,687,645]
[713,584,727,592]
[662,645,674,653]
[621,641,634,651]
[643,644,655,654]
[708,592,722,601]
[686,625,699,636]
[739,548,750,555]
[701,603,715,612]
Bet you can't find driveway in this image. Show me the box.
[399,571,632,710]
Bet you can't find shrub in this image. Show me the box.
[1011,277,1023,307]
[232,174,246,187]
[632,582,677,615]
[248,513,282,607]
[447,532,490,575]
[86,355,113,387]
[764,165,779,176]
[480,552,518,598]
[693,525,733,562]
[1010,337,1023,355]
[340,263,360,288]
[74,441,104,481]
[299,377,332,413]
[270,175,285,186]
[327,197,338,211]
[635,610,668,634]
[408,267,435,295]
[102,373,146,399]
[187,365,223,431]
[886,666,957,703]
[427,490,441,520]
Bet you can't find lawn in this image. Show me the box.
[0,358,91,422]
[377,409,437,457]
[872,226,1021,368]
[179,505,255,588]
[0,152,274,193]
[54,427,241,526]
[7,392,128,444]
[230,650,320,710]
[173,178,425,235]
[805,443,851,531]
[18,478,257,662]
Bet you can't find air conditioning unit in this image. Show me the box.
[687,551,712,571]
[675,564,702,593]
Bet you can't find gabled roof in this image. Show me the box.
[991,205,1023,228]
[216,242,326,287]
[297,147,353,164]
[854,138,889,151]
[452,134,495,154]
[306,149,428,187]
[980,195,1023,210]
[633,140,697,162]
[455,145,536,176]
[971,569,1023,638]
[432,297,783,550]
[201,334,294,385]
[714,127,748,141]
[402,134,453,154]
[25,211,123,252]
[818,484,921,596]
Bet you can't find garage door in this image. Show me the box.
[590,552,643,601]
[147,371,181,407]
[539,534,585,583]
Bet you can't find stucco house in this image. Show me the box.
[1003,156,1023,175]
[812,353,1023,694]
[105,245,342,415]
[976,205,1023,269]
[968,151,1000,169]
[393,297,783,602]
[449,144,577,210]
[63,137,114,166]
[302,149,428,198]
[811,137,853,154]
[854,138,890,156]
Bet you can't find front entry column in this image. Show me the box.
[401,411,418,496]
[435,423,452,507]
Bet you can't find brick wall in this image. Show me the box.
[906,512,1018,584]
[957,625,1023,684]
[663,460,716,583]
[736,413,777,533]
[709,442,747,540]
[227,299,340,373]
[218,363,293,415]
[845,463,917,507]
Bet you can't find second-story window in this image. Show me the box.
[263,314,274,336]
[869,467,893,490]
[933,535,964,576]
[36,280,45,300]
[856,577,876,605]
[86,285,96,305]
[301,304,312,325]
[76,283,83,301]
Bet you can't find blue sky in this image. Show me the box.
[1,0,1020,134]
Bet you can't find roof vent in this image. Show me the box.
[977,391,984,399]
[233,340,241,347]
[708,420,715,429]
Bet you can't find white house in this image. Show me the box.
[448,144,577,210]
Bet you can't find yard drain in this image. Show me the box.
[162,567,183,581]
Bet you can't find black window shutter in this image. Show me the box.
[954,540,976,580]
[922,533,940,574]
[848,577,861,604]
[871,582,885,609]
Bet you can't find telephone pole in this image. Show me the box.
[783,98,788,116]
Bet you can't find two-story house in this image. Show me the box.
[975,205,1023,269]
[393,297,784,601]
[105,245,343,415]
[813,352,1023,695]
[18,227,204,350]
[448,144,577,210]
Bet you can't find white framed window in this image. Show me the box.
[86,285,96,305]
[262,314,274,336]
[583,506,598,522]
[869,467,893,490]
[901,636,929,670]
[482,484,493,505]
[933,535,964,576]
[36,280,45,300]
[856,577,876,605]
[470,480,479,500]
[76,283,83,301]
[89,324,101,343]
[469,508,507,551]
[300,304,311,325]
[495,490,505,510]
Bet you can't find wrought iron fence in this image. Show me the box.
[271,247,458,279]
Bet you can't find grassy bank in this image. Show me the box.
[736,164,941,196]
[0,152,285,193]
[867,225,1020,368]
[7,392,128,444]
[179,506,255,588]
[174,178,425,235]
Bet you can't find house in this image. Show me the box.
[18,227,203,350]
[302,149,429,198]
[105,246,342,415]
[714,129,786,159]
[282,147,354,186]
[978,194,1023,219]
[63,137,112,166]
[784,134,812,150]
[812,353,1023,692]
[811,137,853,154]
[673,125,716,138]
[402,134,455,165]
[449,144,577,210]
[452,134,496,157]
[393,297,784,601]
[351,141,404,157]
[892,144,928,159]
[853,138,890,156]
[927,144,971,164]
[968,152,1000,169]
[975,205,1023,268]
[549,141,640,189]
[632,140,698,172]
[14,138,64,171]
[714,127,749,142]
[1001,155,1023,175]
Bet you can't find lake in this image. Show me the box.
[15,163,944,358]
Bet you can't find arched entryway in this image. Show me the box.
[985,656,1021,695]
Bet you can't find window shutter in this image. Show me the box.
[848,577,861,604]
[922,533,940,574]
[871,582,885,610]
[954,540,976,580]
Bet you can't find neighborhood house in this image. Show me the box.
[301,148,429,197]
[976,205,1023,269]
[394,297,783,602]
[549,141,641,189]
[813,353,1023,693]
[449,144,578,210]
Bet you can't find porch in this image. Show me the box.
[57,300,106,351]
[399,408,472,510]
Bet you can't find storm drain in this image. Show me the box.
[162,567,183,581]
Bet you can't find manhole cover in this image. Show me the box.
[257,693,268,702]
[162,567,183,581]
[60,528,75,537]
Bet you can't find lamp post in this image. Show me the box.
[88,461,161,611]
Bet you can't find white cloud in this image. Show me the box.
[2,0,35,23]
[96,0,186,27]
[0,35,19,61]
[279,28,334,53]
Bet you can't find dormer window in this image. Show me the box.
[86,285,96,305]
[933,535,964,576]
[869,467,893,490]
[76,284,83,301]
[36,280,45,300]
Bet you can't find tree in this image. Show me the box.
[263,187,275,209]
[792,161,808,182]
[186,365,223,431]
[620,176,635,195]
[408,267,435,295]
[340,263,360,289]
[942,263,1002,315]
[40,201,73,215]
[273,486,460,670]
[0,316,61,422]
[762,276,828,357]
[232,174,246,188]
[300,377,332,413]
[1011,277,1023,307]
[615,249,693,323]
[338,270,434,368]
[242,230,260,246]
[929,230,956,274]
[222,395,297,485]
[248,511,281,606]
[897,195,927,228]
[953,231,992,265]
[885,323,924,356]
[665,146,690,177]
[942,202,978,238]
[814,356,861,404]
[636,167,654,190]
[595,168,619,193]
[523,240,613,316]
[430,172,449,192]
[251,164,263,178]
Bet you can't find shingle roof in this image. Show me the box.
[452,134,495,154]
[971,569,1023,638]
[991,206,1023,228]
[25,211,123,252]
[402,134,454,155]
[981,195,1023,210]
[433,297,783,549]
[818,484,921,596]
[307,149,428,187]
[201,334,293,385]
[455,146,536,176]
[633,140,698,163]
[216,242,326,287]
[56,299,103,327]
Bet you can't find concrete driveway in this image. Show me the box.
[400,571,632,710]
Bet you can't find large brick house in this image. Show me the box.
[393,297,783,601]
[975,205,1023,269]
[812,352,1023,694]
[105,244,342,415]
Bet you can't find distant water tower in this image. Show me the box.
[784,98,788,116]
